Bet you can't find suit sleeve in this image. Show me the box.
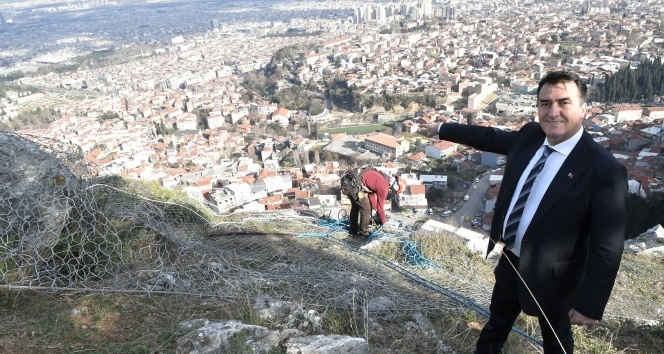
[574,164,628,320]
[438,122,522,155]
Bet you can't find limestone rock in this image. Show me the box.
[368,296,397,320]
[177,318,371,354]
[624,224,664,254]
[0,133,77,260]
[179,319,210,332]
[284,334,369,354]
[640,224,664,239]
[411,312,435,331]
[252,295,291,322]
[176,320,281,354]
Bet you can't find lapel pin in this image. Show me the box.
[568,172,573,179]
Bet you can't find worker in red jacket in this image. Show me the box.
[341,168,406,237]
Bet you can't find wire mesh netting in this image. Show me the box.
[1,131,661,334]
[0,132,482,319]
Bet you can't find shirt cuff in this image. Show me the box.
[437,123,442,133]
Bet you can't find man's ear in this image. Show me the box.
[581,102,587,117]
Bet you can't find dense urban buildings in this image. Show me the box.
[1,0,663,222]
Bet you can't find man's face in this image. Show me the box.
[537,81,587,146]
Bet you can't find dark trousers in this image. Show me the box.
[476,251,574,354]
[349,195,371,236]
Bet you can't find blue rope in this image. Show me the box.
[402,240,442,270]
[297,216,347,238]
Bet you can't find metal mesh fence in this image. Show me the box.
[0,132,661,333]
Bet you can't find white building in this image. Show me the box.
[419,175,447,190]
[263,175,293,195]
[364,132,410,158]
[424,140,458,159]
[612,106,643,123]
[398,184,428,212]
[644,107,664,120]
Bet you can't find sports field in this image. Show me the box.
[319,124,390,135]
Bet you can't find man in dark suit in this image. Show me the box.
[426,71,628,353]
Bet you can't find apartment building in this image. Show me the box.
[644,107,664,120]
[398,184,428,212]
[612,106,643,123]
[424,140,458,159]
[363,132,410,158]
[420,174,447,190]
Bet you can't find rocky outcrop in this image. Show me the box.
[0,132,77,261]
[176,319,368,354]
[284,335,369,354]
[625,224,664,255]
[177,320,294,354]
[176,296,456,354]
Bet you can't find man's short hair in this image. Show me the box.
[537,70,588,100]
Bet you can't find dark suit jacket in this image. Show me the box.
[439,122,628,320]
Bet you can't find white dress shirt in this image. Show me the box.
[503,127,583,257]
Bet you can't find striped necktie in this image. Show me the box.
[503,145,553,247]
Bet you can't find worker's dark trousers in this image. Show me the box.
[349,195,371,237]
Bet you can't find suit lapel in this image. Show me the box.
[525,132,590,233]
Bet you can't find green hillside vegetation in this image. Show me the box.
[243,44,305,98]
[324,75,438,113]
[626,193,664,238]
[1,106,59,132]
[589,56,664,103]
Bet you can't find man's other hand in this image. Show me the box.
[424,123,440,137]
[568,308,598,326]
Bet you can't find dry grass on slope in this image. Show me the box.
[0,228,662,353]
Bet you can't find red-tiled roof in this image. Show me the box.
[365,133,399,148]
[409,185,426,194]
